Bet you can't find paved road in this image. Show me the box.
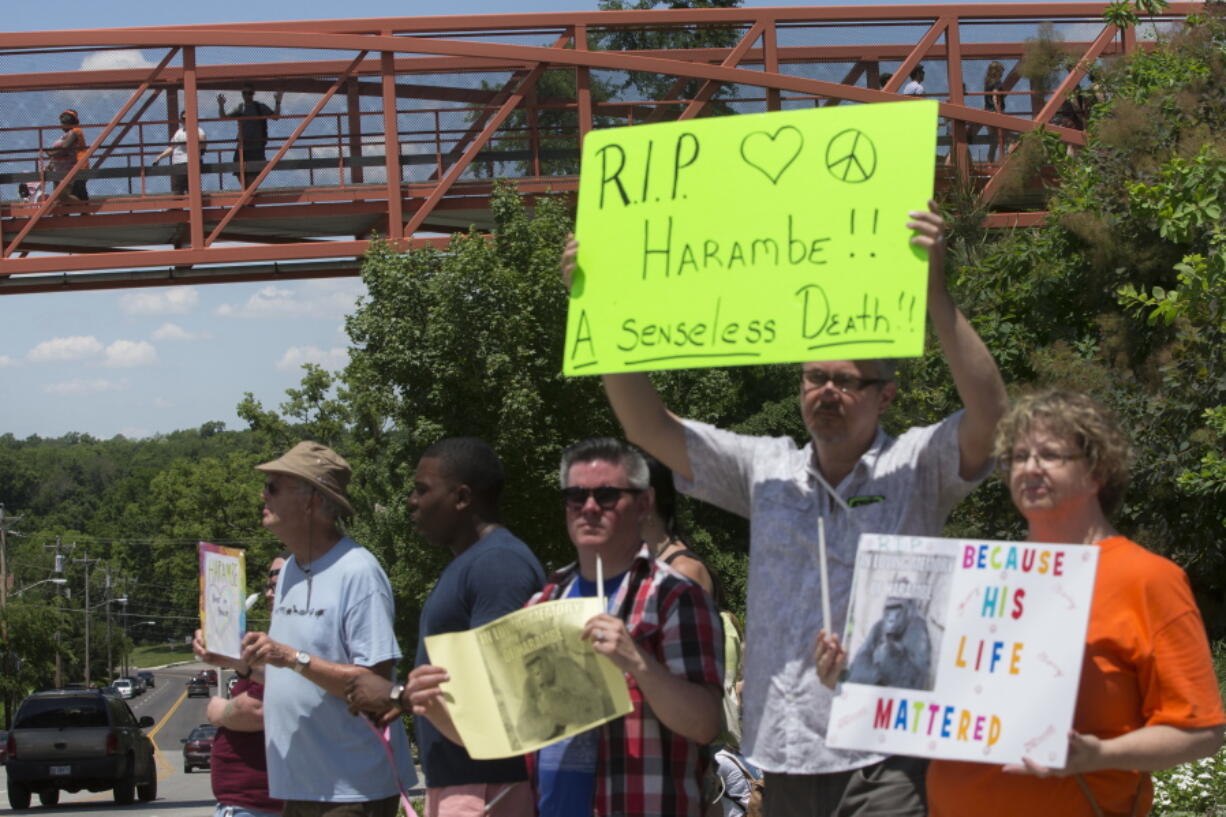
[2,664,219,817]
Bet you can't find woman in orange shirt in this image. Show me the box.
[819,390,1224,816]
[44,109,89,201]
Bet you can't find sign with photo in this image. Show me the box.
[826,534,1098,767]
[425,597,633,759]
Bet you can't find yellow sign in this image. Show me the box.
[564,101,938,374]
[424,597,633,759]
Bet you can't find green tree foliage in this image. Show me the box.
[1,598,67,725]
[938,5,1226,631]
[340,186,605,635]
[594,0,744,107]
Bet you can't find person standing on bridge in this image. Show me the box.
[44,109,89,201]
[152,111,207,196]
[195,552,289,817]
[217,84,282,184]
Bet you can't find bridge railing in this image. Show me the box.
[0,3,1200,290]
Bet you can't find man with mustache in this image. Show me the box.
[565,204,1006,817]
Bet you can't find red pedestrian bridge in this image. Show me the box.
[0,3,1197,294]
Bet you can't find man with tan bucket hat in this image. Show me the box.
[240,441,417,817]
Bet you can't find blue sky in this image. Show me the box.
[1,0,1019,439]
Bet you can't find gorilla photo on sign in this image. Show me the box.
[846,595,933,690]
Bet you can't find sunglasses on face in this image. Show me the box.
[560,486,642,511]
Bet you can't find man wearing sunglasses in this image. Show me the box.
[346,437,544,817]
[563,205,1007,817]
[404,438,725,817]
[238,441,417,817]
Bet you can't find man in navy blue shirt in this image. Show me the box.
[347,437,544,817]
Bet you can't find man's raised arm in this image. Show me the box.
[909,204,1008,479]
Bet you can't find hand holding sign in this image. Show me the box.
[908,203,946,293]
[814,629,847,690]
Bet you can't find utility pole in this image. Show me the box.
[0,503,20,613]
[105,569,113,682]
[44,537,70,689]
[73,549,100,687]
[0,504,21,729]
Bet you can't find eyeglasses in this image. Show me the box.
[803,370,887,393]
[561,486,642,511]
[1007,450,1085,468]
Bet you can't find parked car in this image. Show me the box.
[137,670,155,689]
[186,678,209,698]
[181,725,217,773]
[111,679,134,699]
[4,688,157,809]
[0,729,7,765]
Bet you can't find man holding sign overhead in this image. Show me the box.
[566,200,1006,816]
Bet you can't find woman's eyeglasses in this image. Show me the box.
[1007,450,1085,468]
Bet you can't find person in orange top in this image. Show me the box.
[817,390,1224,817]
[44,109,89,201]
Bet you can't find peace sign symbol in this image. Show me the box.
[825,128,877,184]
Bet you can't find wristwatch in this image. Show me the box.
[389,682,406,707]
[292,650,311,674]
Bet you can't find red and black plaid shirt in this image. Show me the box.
[524,546,724,817]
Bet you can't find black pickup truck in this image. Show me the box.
[4,688,157,809]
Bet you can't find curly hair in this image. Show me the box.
[994,389,1133,515]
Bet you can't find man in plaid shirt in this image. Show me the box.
[408,437,725,816]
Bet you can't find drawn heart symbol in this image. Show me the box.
[739,126,804,185]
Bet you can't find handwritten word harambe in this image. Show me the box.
[566,102,938,374]
[207,557,240,585]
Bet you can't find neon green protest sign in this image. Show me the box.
[563,101,938,375]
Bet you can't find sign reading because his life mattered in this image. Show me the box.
[826,534,1098,767]
[564,101,938,375]
[425,597,633,759]
[198,541,247,661]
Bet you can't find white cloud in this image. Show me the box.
[276,345,349,372]
[151,322,209,342]
[28,335,103,363]
[153,397,174,409]
[215,280,364,320]
[117,427,150,439]
[0,355,16,368]
[81,50,155,72]
[104,340,157,368]
[44,378,127,396]
[119,287,199,316]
